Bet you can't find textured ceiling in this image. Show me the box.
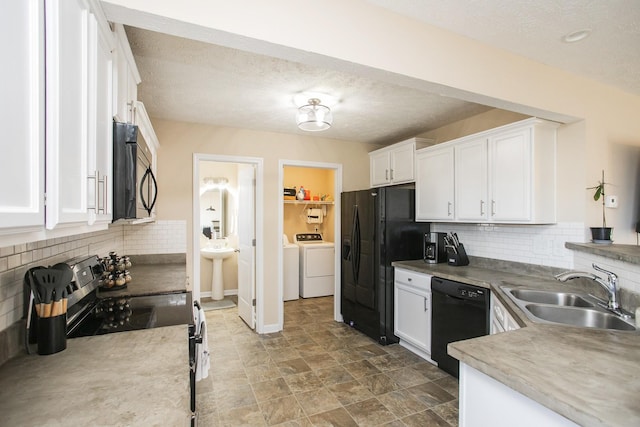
[122,1,639,145]
[125,27,492,145]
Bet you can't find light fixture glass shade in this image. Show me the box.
[297,98,332,131]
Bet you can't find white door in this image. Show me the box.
[237,164,256,329]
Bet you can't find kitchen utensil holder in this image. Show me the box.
[37,313,66,355]
[446,244,469,266]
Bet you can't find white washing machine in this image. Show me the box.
[283,235,299,301]
[294,233,335,298]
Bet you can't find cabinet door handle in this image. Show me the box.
[424,297,428,311]
[407,277,412,282]
[385,169,389,180]
[88,170,99,212]
[480,200,485,215]
[491,200,496,216]
[101,174,108,214]
[447,202,452,216]
[390,169,394,180]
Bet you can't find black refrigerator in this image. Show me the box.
[341,186,430,345]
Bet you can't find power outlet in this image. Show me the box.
[605,195,618,208]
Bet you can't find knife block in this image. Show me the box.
[446,243,470,266]
[37,314,66,355]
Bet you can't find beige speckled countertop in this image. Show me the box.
[393,260,640,427]
[98,262,187,298]
[0,325,189,426]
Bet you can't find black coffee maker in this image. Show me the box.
[423,232,447,264]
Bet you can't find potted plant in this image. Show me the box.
[587,170,612,242]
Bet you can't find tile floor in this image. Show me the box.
[197,296,459,426]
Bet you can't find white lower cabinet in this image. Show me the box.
[490,294,520,334]
[459,363,578,427]
[394,268,432,359]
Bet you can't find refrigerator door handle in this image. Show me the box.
[352,206,361,283]
[342,239,351,261]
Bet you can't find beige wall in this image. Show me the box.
[154,121,371,326]
[417,109,531,144]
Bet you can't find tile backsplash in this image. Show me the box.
[0,220,186,363]
[431,222,585,269]
[122,220,187,254]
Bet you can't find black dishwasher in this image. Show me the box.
[431,277,490,378]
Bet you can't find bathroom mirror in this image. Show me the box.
[201,179,228,239]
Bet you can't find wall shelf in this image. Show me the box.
[284,200,334,206]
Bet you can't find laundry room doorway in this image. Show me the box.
[278,160,342,330]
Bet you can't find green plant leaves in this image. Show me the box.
[593,185,602,201]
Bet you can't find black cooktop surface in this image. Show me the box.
[68,292,192,338]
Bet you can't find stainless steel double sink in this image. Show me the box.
[501,286,637,332]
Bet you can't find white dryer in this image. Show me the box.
[294,233,335,298]
[283,235,299,301]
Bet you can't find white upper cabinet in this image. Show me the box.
[112,24,140,123]
[455,138,488,221]
[0,0,45,232]
[87,10,114,225]
[489,127,533,221]
[45,0,91,229]
[416,145,455,221]
[45,0,116,230]
[370,138,430,187]
[416,118,559,224]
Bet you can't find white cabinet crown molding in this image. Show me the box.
[134,101,160,150]
[112,23,141,84]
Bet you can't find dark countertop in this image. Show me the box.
[393,260,640,427]
[98,261,187,298]
[0,325,189,426]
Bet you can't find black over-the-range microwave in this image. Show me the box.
[112,121,157,222]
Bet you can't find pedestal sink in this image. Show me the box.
[201,246,235,300]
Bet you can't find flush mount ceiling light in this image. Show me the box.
[296,98,333,132]
[562,28,592,43]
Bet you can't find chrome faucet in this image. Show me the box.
[555,263,623,313]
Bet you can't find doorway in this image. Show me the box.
[278,160,343,330]
[192,154,264,331]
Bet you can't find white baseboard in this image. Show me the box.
[200,289,238,298]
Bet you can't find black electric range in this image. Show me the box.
[25,255,193,340]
